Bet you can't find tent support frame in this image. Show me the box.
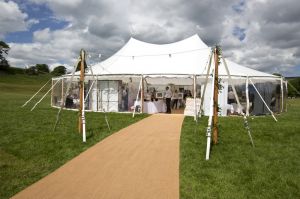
[21,79,51,108]
[222,57,255,147]
[246,76,250,116]
[132,76,143,118]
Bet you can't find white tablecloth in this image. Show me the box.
[133,100,166,114]
[144,101,166,114]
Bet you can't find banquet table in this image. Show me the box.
[142,100,166,114]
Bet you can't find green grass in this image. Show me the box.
[180,100,300,198]
[1,74,299,199]
[0,74,147,199]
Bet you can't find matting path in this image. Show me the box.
[13,114,184,199]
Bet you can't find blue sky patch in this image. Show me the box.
[232,0,246,13]
[5,1,69,43]
[232,26,246,41]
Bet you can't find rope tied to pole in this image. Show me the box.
[222,56,255,147]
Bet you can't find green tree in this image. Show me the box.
[272,73,282,77]
[288,78,300,97]
[51,65,66,76]
[0,41,10,71]
[25,66,38,75]
[36,64,50,73]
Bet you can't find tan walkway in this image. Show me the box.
[13,114,184,199]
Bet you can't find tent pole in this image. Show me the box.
[61,77,64,108]
[285,80,288,112]
[82,82,86,142]
[78,49,86,134]
[280,77,284,113]
[84,80,96,103]
[205,56,215,160]
[246,76,250,116]
[199,50,213,117]
[222,57,255,147]
[249,78,278,122]
[21,79,51,107]
[193,75,197,121]
[141,76,144,113]
[132,76,143,118]
[96,75,99,112]
[51,79,54,107]
[213,47,219,145]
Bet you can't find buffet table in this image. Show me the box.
[143,100,166,114]
[133,100,166,114]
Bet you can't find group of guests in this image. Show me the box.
[164,87,192,114]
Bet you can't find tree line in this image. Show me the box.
[0,41,66,76]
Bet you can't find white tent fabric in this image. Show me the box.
[87,34,276,78]
[57,34,284,116]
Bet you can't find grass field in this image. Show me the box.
[180,100,300,198]
[1,74,299,199]
[0,74,147,199]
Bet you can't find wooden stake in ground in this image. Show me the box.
[78,49,86,134]
[213,47,219,145]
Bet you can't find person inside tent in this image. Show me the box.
[65,94,74,108]
[172,90,179,109]
[164,87,172,114]
[151,88,157,101]
[228,87,235,104]
[145,89,151,101]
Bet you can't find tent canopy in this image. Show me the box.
[82,34,276,79]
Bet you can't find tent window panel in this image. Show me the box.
[249,82,281,115]
[88,80,98,111]
[52,79,62,107]
[98,80,119,112]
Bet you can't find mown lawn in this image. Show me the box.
[0,74,147,199]
[180,99,300,198]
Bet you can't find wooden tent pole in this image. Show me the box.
[213,47,219,145]
[78,49,85,134]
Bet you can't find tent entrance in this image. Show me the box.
[142,76,198,115]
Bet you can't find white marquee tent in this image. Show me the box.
[51,34,287,116]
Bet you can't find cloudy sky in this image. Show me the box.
[1,0,300,76]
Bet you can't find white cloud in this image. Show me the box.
[33,28,51,42]
[0,1,28,38]
[5,0,300,76]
